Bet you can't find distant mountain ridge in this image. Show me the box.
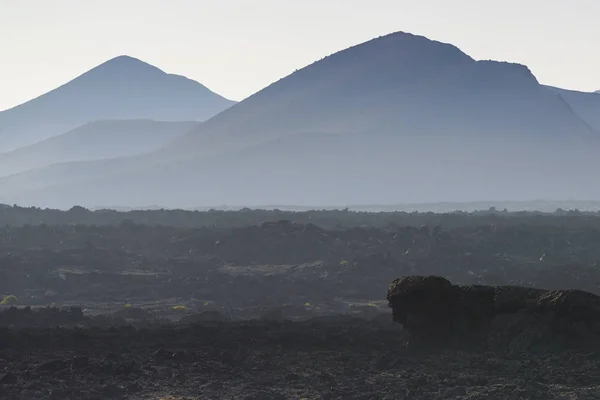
[545,86,600,131]
[0,119,198,177]
[1,32,600,208]
[0,56,234,152]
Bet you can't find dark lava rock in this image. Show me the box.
[444,386,467,397]
[152,349,174,361]
[200,381,224,391]
[179,310,225,324]
[36,359,68,372]
[0,306,86,328]
[387,276,457,346]
[387,275,600,353]
[71,356,89,369]
[49,388,70,399]
[284,372,301,382]
[111,306,151,321]
[260,308,285,322]
[0,372,18,385]
[101,383,125,398]
[127,382,142,394]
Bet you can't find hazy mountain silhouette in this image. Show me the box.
[0,119,197,177]
[3,130,600,209]
[162,32,593,160]
[545,86,600,131]
[0,56,234,152]
[2,32,600,208]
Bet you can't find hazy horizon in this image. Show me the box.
[1,0,599,111]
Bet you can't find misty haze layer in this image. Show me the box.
[1,32,599,209]
[0,120,198,177]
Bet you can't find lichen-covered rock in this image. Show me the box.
[532,289,600,350]
[387,276,600,353]
[493,286,546,314]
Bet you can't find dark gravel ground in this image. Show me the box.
[3,218,600,399]
[1,317,600,400]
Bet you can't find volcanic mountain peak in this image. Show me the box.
[71,55,179,84]
[91,54,162,71]
[164,30,586,159]
[271,31,475,86]
[97,54,157,68]
[0,55,235,151]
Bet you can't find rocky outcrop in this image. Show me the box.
[387,276,600,353]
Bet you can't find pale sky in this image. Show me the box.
[0,0,598,111]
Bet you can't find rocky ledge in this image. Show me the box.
[387,275,600,354]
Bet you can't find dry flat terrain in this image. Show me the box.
[2,208,600,399]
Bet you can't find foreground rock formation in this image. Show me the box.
[387,276,600,354]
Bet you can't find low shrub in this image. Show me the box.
[1,295,17,305]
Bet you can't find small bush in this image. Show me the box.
[1,295,17,305]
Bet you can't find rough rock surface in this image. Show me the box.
[2,317,600,399]
[2,215,600,398]
[388,276,600,354]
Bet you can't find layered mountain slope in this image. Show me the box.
[3,129,600,209]
[0,56,234,152]
[0,120,197,177]
[1,32,599,208]
[545,86,600,131]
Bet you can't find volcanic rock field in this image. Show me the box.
[2,207,600,399]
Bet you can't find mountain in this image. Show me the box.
[1,32,600,209]
[0,56,235,152]
[0,119,198,177]
[163,32,594,160]
[545,86,600,131]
